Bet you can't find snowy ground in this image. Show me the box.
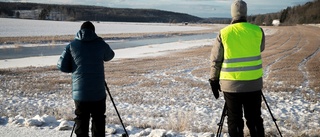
[0,18,319,137]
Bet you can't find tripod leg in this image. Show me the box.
[70,123,76,137]
[105,81,129,137]
[216,103,227,137]
[261,93,283,137]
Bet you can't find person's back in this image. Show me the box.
[209,0,265,136]
[57,21,114,137]
[69,28,113,101]
[219,22,264,92]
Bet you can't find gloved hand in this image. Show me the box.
[209,79,221,99]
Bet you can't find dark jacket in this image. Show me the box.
[210,20,265,93]
[57,29,115,101]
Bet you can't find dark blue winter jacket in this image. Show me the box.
[57,29,115,101]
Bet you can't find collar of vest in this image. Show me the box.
[231,18,247,24]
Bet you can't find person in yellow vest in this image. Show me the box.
[209,0,265,136]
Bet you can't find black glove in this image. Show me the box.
[209,79,221,99]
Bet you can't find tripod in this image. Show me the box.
[216,92,282,137]
[261,93,283,137]
[216,103,227,137]
[105,81,129,137]
[70,81,129,137]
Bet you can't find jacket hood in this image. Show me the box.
[75,29,99,41]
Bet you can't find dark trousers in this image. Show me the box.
[74,97,106,137]
[224,90,265,137]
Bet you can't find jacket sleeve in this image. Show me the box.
[103,43,115,62]
[57,44,73,73]
[260,28,265,52]
[210,33,224,80]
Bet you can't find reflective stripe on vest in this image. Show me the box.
[220,23,263,80]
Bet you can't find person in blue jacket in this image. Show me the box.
[57,21,115,137]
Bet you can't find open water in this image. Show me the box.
[0,33,216,59]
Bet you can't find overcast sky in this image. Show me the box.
[1,0,313,17]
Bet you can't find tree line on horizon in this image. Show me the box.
[0,2,202,23]
[248,0,320,26]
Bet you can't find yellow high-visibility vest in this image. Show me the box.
[220,22,263,81]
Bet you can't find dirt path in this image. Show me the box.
[110,25,320,94]
[261,25,320,94]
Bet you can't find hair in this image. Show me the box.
[80,21,95,32]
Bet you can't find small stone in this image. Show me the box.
[57,120,73,130]
[106,127,116,134]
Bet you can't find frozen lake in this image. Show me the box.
[0,18,211,37]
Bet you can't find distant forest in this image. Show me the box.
[0,2,202,23]
[248,0,320,25]
[0,0,320,25]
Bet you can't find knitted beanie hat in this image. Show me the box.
[80,21,95,32]
[231,0,247,20]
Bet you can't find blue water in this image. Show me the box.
[0,33,216,60]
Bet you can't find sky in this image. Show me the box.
[1,0,313,18]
